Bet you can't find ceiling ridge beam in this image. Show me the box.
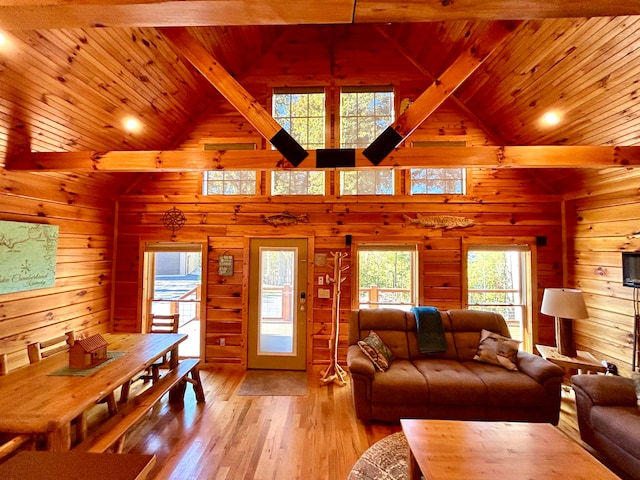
[1,1,640,30]
[8,146,640,172]
[159,27,307,166]
[363,20,523,164]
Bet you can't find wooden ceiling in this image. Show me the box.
[2,0,640,174]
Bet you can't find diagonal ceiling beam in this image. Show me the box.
[0,0,638,30]
[373,25,506,146]
[7,146,640,172]
[159,27,307,167]
[363,20,522,164]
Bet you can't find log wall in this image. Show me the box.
[0,169,124,371]
[115,167,564,368]
[564,167,640,376]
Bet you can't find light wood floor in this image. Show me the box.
[117,367,595,480]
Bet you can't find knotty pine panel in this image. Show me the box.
[0,170,118,370]
[116,185,563,367]
[565,175,640,376]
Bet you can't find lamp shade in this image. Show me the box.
[540,288,588,319]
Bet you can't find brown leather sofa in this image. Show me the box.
[572,374,640,480]
[347,308,564,424]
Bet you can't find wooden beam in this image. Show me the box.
[0,0,356,30]
[0,1,638,30]
[363,20,522,164]
[159,27,307,166]
[8,146,640,172]
[354,1,640,22]
[372,25,506,146]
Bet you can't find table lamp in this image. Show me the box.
[540,288,588,357]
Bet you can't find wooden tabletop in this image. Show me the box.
[0,451,156,480]
[401,419,620,480]
[0,333,186,450]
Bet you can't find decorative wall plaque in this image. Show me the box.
[218,254,234,276]
[163,207,186,232]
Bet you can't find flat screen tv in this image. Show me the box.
[622,252,640,288]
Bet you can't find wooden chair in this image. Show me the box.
[0,353,33,459]
[141,314,180,384]
[27,331,75,363]
[28,331,116,441]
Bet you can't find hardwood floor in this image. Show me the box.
[118,367,594,480]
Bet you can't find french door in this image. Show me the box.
[248,238,307,370]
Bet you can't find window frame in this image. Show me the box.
[272,87,327,150]
[462,238,537,352]
[353,242,421,310]
[339,85,395,149]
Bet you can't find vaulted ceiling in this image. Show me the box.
[1,1,640,177]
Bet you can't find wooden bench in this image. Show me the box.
[74,358,204,454]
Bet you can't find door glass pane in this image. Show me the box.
[150,251,202,357]
[259,247,297,356]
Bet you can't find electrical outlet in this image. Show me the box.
[220,338,226,346]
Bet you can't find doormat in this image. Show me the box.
[237,370,308,396]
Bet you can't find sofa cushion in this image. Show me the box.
[448,310,511,361]
[370,360,429,405]
[590,405,640,457]
[473,329,520,371]
[413,359,487,405]
[463,361,547,407]
[407,311,459,361]
[358,331,395,372]
[349,309,411,360]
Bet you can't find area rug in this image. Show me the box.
[236,370,308,396]
[347,432,408,480]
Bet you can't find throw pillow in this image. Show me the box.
[473,329,520,371]
[358,331,395,372]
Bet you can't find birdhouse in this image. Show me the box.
[69,334,108,369]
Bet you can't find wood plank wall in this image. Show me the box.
[0,169,123,371]
[115,169,564,368]
[564,167,640,376]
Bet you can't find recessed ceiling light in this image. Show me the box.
[123,117,140,132]
[542,111,561,126]
[0,32,6,47]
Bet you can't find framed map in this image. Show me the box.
[0,220,59,294]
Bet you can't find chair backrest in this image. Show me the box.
[0,353,8,375]
[27,331,75,364]
[149,314,180,334]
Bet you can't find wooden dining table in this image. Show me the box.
[0,333,186,451]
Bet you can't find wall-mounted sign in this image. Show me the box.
[218,254,234,276]
[0,220,58,294]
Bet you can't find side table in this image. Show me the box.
[536,344,607,374]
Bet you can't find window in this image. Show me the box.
[203,170,256,195]
[340,169,394,195]
[272,87,325,149]
[410,168,466,195]
[271,170,325,195]
[340,86,394,148]
[357,244,418,310]
[466,245,530,342]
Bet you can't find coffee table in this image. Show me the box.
[401,419,620,480]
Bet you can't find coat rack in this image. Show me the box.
[320,251,349,387]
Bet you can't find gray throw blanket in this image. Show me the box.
[412,306,447,353]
